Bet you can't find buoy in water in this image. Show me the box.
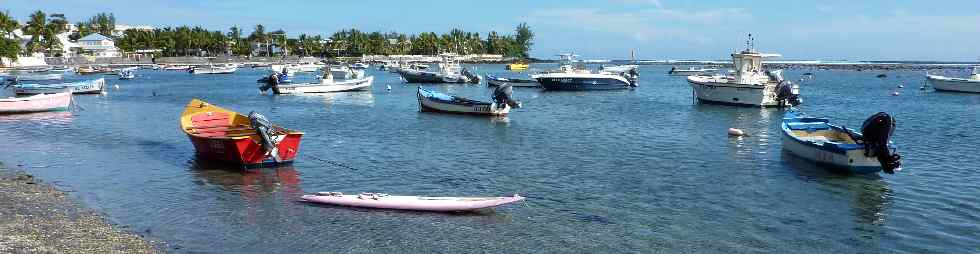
[892,91,900,96]
[920,85,926,90]
[897,84,904,88]
[728,128,746,136]
[114,84,120,90]
[386,84,392,91]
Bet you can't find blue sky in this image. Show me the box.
[3,0,980,61]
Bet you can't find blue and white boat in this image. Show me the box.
[14,78,106,95]
[781,111,902,174]
[532,54,638,90]
[416,85,520,116]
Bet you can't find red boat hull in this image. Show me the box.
[186,133,303,165]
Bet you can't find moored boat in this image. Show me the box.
[781,111,902,174]
[0,92,72,114]
[351,62,370,69]
[190,64,238,74]
[926,66,980,93]
[417,85,520,116]
[262,73,374,94]
[398,55,479,84]
[485,74,540,87]
[668,66,718,76]
[301,192,525,212]
[533,53,639,90]
[5,73,63,82]
[14,78,106,95]
[687,35,800,107]
[506,61,529,71]
[180,99,304,165]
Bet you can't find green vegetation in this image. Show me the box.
[1,9,535,59]
[117,22,535,58]
[0,10,19,63]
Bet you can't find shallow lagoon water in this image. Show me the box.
[1,65,977,253]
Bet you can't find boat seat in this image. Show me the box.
[786,122,830,131]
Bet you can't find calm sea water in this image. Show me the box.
[1,65,978,253]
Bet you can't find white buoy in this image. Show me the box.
[892,91,900,96]
[897,84,904,88]
[386,84,392,91]
[114,84,120,90]
[727,128,746,136]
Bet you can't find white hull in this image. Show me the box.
[193,66,238,74]
[927,75,980,93]
[670,69,716,76]
[781,134,880,169]
[417,89,510,116]
[688,76,785,107]
[15,78,106,95]
[275,76,373,94]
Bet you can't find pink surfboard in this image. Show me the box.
[301,192,525,212]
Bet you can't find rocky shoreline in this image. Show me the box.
[0,163,161,253]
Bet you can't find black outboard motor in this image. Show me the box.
[492,84,521,109]
[860,112,902,174]
[258,73,279,93]
[248,111,281,163]
[775,81,801,106]
[462,69,481,84]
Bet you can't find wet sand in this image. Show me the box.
[0,163,161,253]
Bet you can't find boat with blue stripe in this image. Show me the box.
[780,111,902,174]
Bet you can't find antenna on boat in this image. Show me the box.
[746,33,754,51]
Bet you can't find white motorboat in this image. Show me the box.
[191,64,238,74]
[351,63,370,69]
[668,66,718,76]
[532,53,639,90]
[330,65,355,79]
[686,35,800,107]
[926,66,980,93]
[398,55,479,84]
[262,72,374,94]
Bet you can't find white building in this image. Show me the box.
[77,33,121,57]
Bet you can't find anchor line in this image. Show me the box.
[303,154,366,171]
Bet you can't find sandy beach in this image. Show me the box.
[0,163,161,253]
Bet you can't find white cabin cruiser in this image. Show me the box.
[687,37,800,107]
[926,66,980,93]
[532,54,639,90]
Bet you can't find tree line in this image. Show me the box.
[0,9,534,63]
[118,23,534,59]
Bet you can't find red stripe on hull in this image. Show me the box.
[186,133,303,165]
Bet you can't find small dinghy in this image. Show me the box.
[261,72,373,94]
[301,192,525,212]
[417,85,520,116]
[0,92,72,114]
[180,99,304,165]
[781,111,902,174]
[486,74,540,88]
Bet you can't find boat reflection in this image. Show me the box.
[302,91,375,107]
[189,159,304,226]
[781,150,892,226]
[0,111,73,124]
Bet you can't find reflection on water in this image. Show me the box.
[781,151,892,226]
[0,111,74,124]
[188,159,304,226]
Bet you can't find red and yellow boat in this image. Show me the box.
[180,99,303,165]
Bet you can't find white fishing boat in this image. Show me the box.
[351,63,370,69]
[261,72,373,94]
[329,65,354,79]
[687,35,800,107]
[0,92,72,114]
[191,64,238,74]
[668,66,718,76]
[926,66,980,93]
[781,111,902,174]
[14,78,106,95]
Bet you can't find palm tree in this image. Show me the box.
[0,10,20,64]
[23,10,48,54]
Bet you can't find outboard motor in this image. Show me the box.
[462,69,481,84]
[248,111,281,163]
[860,112,902,174]
[776,80,801,106]
[627,68,640,87]
[259,73,280,93]
[492,84,521,108]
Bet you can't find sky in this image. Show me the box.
[3,0,980,61]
